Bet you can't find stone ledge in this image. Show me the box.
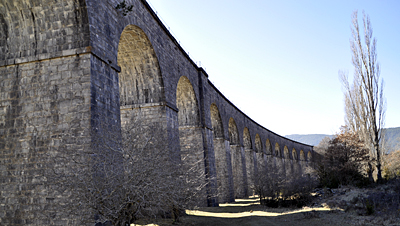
[120,101,178,112]
[0,46,121,73]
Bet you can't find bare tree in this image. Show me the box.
[314,136,332,155]
[340,10,386,182]
[45,111,207,225]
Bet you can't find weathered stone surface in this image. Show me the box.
[0,0,314,225]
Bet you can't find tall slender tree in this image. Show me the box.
[340,11,386,182]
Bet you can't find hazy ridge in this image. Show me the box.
[286,127,400,153]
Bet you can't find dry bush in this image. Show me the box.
[317,128,371,188]
[364,179,400,216]
[383,150,400,179]
[46,113,207,225]
[254,162,317,208]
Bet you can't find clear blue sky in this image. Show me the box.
[146,0,400,136]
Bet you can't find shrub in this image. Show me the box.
[316,128,371,188]
[365,178,400,215]
[254,164,318,208]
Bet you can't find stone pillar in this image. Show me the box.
[300,160,307,175]
[180,125,210,207]
[296,160,303,176]
[276,157,286,179]
[256,152,266,175]
[204,127,219,207]
[245,148,255,196]
[241,146,249,197]
[225,139,235,202]
[214,138,235,203]
[230,144,246,198]
[214,137,229,203]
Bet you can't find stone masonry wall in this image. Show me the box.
[0,54,92,225]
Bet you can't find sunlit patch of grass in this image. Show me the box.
[185,206,333,219]
[219,197,260,207]
[131,224,159,226]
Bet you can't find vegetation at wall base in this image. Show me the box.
[254,163,318,209]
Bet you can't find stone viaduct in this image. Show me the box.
[0,0,314,224]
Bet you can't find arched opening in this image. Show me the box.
[177,76,199,127]
[229,118,246,198]
[283,146,290,177]
[210,104,224,138]
[283,146,290,159]
[307,151,312,162]
[275,143,281,157]
[243,128,254,196]
[255,134,262,153]
[292,148,298,161]
[266,139,272,155]
[118,25,167,153]
[176,76,206,206]
[243,128,252,149]
[292,148,301,175]
[211,104,233,203]
[228,118,240,145]
[300,150,306,161]
[265,139,273,173]
[306,151,313,169]
[118,25,164,107]
[273,142,281,176]
[255,134,264,176]
[299,150,306,173]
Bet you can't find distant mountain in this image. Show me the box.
[286,127,400,153]
[285,134,334,146]
[383,127,400,153]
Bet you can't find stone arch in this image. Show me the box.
[283,146,291,177]
[118,25,164,106]
[255,134,262,153]
[300,150,306,161]
[292,148,298,161]
[292,148,300,175]
[177,76,200,127]
[210,104,224,138]
[243,128,252,149]
[210,103,233,203]
[307,151,312,162]
[283,146,290,159]
[265,139,272,155]
[118,25,169,162]
[265,139,273,173]
[229,118,246,198]
[228,118,239,145]
[275,143,281,157]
